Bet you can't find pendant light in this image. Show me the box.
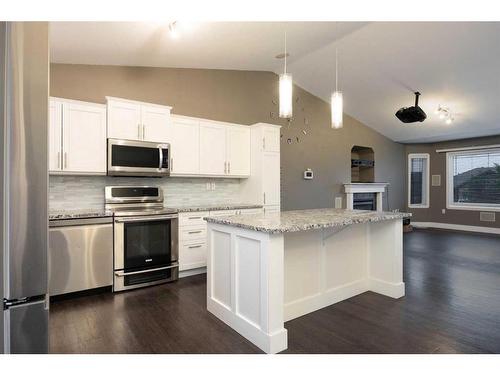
[331,47,343,129]
[279,32,293,118]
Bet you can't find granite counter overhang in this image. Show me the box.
[204,208,412,234]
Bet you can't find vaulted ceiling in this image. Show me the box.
[50,22,500,143]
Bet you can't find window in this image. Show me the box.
[408,153,430,208]
[447,148,500,211]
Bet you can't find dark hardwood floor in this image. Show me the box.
[49,228,500,354]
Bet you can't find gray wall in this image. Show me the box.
[50,63,406,211]
[406,135,500,228]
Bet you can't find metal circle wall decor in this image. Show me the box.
[271,95,310,145]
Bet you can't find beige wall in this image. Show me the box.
[50,63,406,211]
[406,135,500,228]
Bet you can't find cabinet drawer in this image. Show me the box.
[180,226,207,243]
[179,242,207,271]
[179,211,209,227]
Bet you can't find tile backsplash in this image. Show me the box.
[49,176,242,211]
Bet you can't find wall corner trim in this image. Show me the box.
[411,222,500,235]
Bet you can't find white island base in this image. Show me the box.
[206,210,406,353]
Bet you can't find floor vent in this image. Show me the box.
[480,212,496,222]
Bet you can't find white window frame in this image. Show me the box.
[408,153,430,208]
[446,148,500,212]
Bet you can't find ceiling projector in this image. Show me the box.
[395,92,427,123]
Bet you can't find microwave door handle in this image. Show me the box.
[159,147,163,169]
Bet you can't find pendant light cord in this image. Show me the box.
[284,31,287,74]
[335,47,338,92]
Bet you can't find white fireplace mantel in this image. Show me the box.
[344,183,389,212]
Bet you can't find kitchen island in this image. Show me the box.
[204,208,411,353]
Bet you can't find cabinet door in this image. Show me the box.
[49,99,63,172]
[262,152,281,205]
[142,104,171,143]
[107,99,142,140]
[226,126,250,176]
[62,102,107,174]
[199,121,226,175]
[171,116,200,174]
[262,126,280,153]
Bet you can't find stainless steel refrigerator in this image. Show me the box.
[1,21,49,354]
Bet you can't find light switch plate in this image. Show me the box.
[442,209,446,214]
[335,197,343,209]
[211,182,216,190]
[206,182,211,190]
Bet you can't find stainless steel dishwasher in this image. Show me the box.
[49,217,113,296]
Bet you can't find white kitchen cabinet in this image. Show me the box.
[49,99,63,172]
[262,152,281,206]
[49,97,106,175]
[107,98,142,140]
[170,115,200,175]
[226,125,251,176]
[199,121,227,175]
[262,126,280,153]
[106,97,172,143]
[62,101,107,174]
[240,123,282,211]
[141,104,172,143]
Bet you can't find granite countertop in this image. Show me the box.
[204,208,412,234]
[49,209,113,220]
[165,203,263,213]
[49,203,263,220]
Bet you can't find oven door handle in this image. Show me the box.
[114,214,178,223]
[114,263,179,277]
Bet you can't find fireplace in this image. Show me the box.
[344,183,389,212]
[353,193,377,211]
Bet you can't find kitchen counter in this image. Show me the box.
[205,207,408,353]
[204,208,411,234]
[166,203,263,213]
[49,208,113,220]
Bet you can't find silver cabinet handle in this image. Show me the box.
[263,137,266,150]
[115,264,179,277]
[188,230,203,234]
[228,161,231,174]
[188,245,202,249]
[57,151,60,169]
[142,124,146,140]
[263,192,266,204]
[64,152,67,169]
[189,216,202,220]
[171,157,173,172]
[224,161,227,174]
[138,124,141,139]
[159,147,163,169]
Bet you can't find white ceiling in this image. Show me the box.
[50,22,500,143]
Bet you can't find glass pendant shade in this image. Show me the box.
[279,73,293,118]
[331,91,343,129]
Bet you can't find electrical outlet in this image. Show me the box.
[211,182,216,190]
[442,209,446,214]
[206,182,211,190]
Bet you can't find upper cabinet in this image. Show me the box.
[106,97,172,143]
[49,98,107,175]
[170,115,200,175]
[199,121,227,176]
[226,125,251,176]
[261,126,280,153]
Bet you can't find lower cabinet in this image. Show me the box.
[49,220,113,296]
[178,208,263,272]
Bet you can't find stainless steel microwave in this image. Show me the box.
[107,138,170,177]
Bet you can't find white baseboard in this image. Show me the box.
[369,278,405,299]
[411,222,500,235]
[179,267,207,278]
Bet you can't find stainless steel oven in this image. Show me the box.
[107,138,170,177]
[106,186,179,292]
